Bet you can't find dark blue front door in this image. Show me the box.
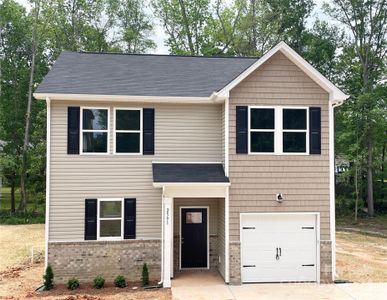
[181,208,208,268]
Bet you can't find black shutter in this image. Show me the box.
[143,108,155,155]
[85,199,97,240]
[68,107,80,154]
[124,198,136,239]
[309,107,321,154]
[236,106,248,153]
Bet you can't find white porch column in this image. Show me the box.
[162,196,173,288]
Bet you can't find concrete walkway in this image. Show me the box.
[171,272,387,300]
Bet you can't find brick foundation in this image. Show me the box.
[320,240,333,283]
[48,240,161,284]
[229,241,241,285]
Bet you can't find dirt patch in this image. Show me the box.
[336,231,387,282]
[0,262,171,300]
[0,224,44,272]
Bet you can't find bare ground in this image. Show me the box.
[0,224,45,272]
[336,231,387,282]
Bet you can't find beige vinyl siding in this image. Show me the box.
[229,52,331,241]
[49,102,222,241]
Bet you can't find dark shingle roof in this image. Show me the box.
[35,52,257,97]
[152,163,229,183]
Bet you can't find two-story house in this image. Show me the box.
[34,42,348,287]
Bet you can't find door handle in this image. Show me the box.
[279,247,282,257]
[276,247,280,260]
[181,237,184,245]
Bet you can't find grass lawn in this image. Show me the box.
[336,213,387,236]
[0,186,45,224]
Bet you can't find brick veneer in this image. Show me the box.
[48,240,161,283]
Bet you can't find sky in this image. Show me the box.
[15,0,331,54]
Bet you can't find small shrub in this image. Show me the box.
[43,264,54,290]
[114,275,127,288]
[67,278,80,290]
[141,263,149,287]
[92,275,105,289]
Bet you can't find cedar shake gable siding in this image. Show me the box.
[228,52,331,242]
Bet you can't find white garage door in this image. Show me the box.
[241,213,318,283]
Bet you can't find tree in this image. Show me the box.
[20,0,41,212]
[116,0,156,53]
[152,0,211,55]
[325,0,387,216]
[0,0,32,212]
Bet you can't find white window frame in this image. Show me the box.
[248,106,276,155]
[282,107,309,155]
[97,198,124,241]
[113,107,143,155]
[80,106,110,155]
[248,106,309,155]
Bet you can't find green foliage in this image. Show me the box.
[141,263,149,286]
[67,278,80,290]
[43,265,54,290]
[92,275,105,289]
[0,210,45,224]
[114,275,127,288]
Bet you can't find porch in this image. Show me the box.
[152,162,230,287]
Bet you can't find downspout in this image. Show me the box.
[44,97,51,268]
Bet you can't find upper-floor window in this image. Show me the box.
[114,108,142,154]
[248,106,309,155]
[282,108,307,153]
[81,107,109,154]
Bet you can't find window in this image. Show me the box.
[114,108,142,154]
[248,106,308,154]
[249,108,275,153]
[81,108,109,154]
[98,199,123,240]
[283,108,307,153]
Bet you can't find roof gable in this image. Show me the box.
[217,42,349,102]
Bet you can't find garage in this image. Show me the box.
[241,213,319,283]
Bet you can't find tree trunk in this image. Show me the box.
[367,136,374,217]
[20,0,40,212]
[354,162,359,222]
[178,0,195,55]
[10,175,16,214]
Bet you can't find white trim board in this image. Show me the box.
[44,97,51,267]
[179,206,210,270]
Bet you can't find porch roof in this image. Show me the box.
[152,163,229,184]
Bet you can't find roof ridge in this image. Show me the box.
[74,51,259,60]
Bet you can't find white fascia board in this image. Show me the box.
[217,41,350,102]
[153,182,230,188]
[33,93,224,104]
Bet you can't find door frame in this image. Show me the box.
[239,212,321,283]
[179,206,210,270]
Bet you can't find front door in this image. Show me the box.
[181,207,208,268]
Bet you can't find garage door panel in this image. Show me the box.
[241,213,318,283]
